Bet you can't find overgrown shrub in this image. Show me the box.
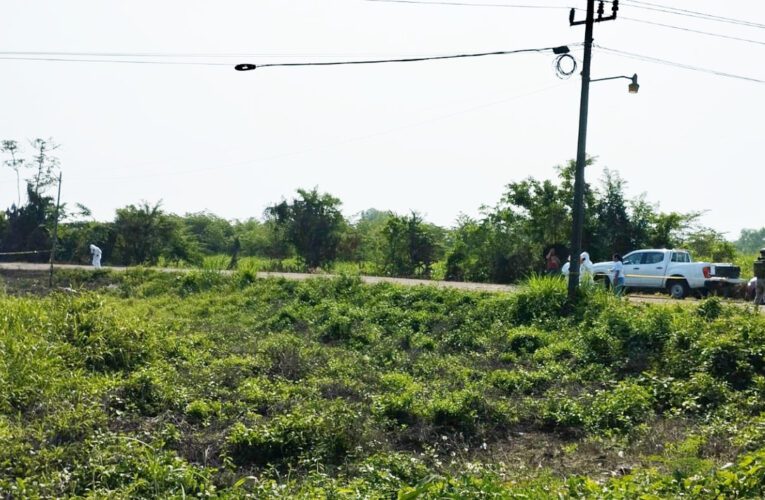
[226,401,365,466]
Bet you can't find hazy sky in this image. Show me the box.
[1,1,763,239]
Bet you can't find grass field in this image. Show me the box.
[2,270,765,498]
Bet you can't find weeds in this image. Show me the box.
[3,274,765,497]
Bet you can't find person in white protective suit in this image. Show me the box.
[89,244,102,269]
[561,251,593,283]
[561,256,570,276]
[579,251,594,283]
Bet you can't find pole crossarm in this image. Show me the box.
[570,0,618,25]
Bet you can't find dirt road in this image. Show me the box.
[1,262,760,311]
[0,262,516,293]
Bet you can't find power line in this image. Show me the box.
[620,0,765,30]
[235,45,577,71]
[362,0,765,31]
[623,0,765,28]
[0,56,230,66]
[621,16,765,47]
[0,46,577,69]
[0,50,491,59]
[360,0,765,44]
[363,0,568,8]
[596,45,765,84]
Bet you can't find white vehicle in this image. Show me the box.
[590,249,743,299]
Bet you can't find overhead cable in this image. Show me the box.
[363,0,568,8]
[620,0,765,29]
[620,16,765,47]
[234,45,576,71]
[0,50,487,59]
[0,56,230,66]
[0,46,578,69]
[596,45,765,84]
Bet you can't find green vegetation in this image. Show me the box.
[4,137,760,282]
[3,271,765,497]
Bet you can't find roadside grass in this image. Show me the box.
[3,273,765,497]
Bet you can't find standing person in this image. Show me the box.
[545,248,561,275]
[226,236,241,271]
[756,277,765,307]
[561,252,593,283]
[89,244,102,269]
[610,253,625,296]
[579,251,594,283]
[561,256,571,276]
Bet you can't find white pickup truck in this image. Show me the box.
[590,249,743,299]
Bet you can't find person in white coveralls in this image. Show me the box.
[89,244,102,269]
[561,251,594,283]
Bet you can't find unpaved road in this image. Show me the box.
[1,262,760,312]
[0,262,516,293]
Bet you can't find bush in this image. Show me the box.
[587,381,654,433]
[509,276,568,326]
[373,373,423,426]
[120,365,181,416]
[427,387,497,433]
[506,327,548,355]
[53,294,157,371]
[226,401,365,466]
[540,392,585,431]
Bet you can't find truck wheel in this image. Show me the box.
[668,279,689,299]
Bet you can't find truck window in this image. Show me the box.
[623,253,641,266]
[671,252,690,263]
[642,252,664,265]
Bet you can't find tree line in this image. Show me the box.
[2,139,762,283]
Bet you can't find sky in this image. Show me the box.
[0,0,763,240]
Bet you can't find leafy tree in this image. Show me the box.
[1,140,25,206]
[445,211,537,284]
[234,218,293,259]
[683,228,737,262]
[112,201,199,265]
[347,209,391,269]
[503,177,570,247]
[265,188,346,269]
[57,221,115,264]
[382,212,439,278]
[0,185,55,262]
[736,228,765,255]
[183,212,235,255]
[589,170,633,258]
[26,138,59,197]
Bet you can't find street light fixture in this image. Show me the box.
[629,74,639,94]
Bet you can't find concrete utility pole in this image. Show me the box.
[567,0,618,301]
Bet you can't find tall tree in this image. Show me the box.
[0,185,55,261]
[1,140,25,206]
[736,228,765,254]
[112,201,199,265]
[266,188,346,269]
[27,138,60,196]
[183,211,235,255]
[590,169,634,258]
[382,211,439,278]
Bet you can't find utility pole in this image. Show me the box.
[567,0,618,301]
[49,172,62,288]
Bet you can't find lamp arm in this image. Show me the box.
[590,75,632,83]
